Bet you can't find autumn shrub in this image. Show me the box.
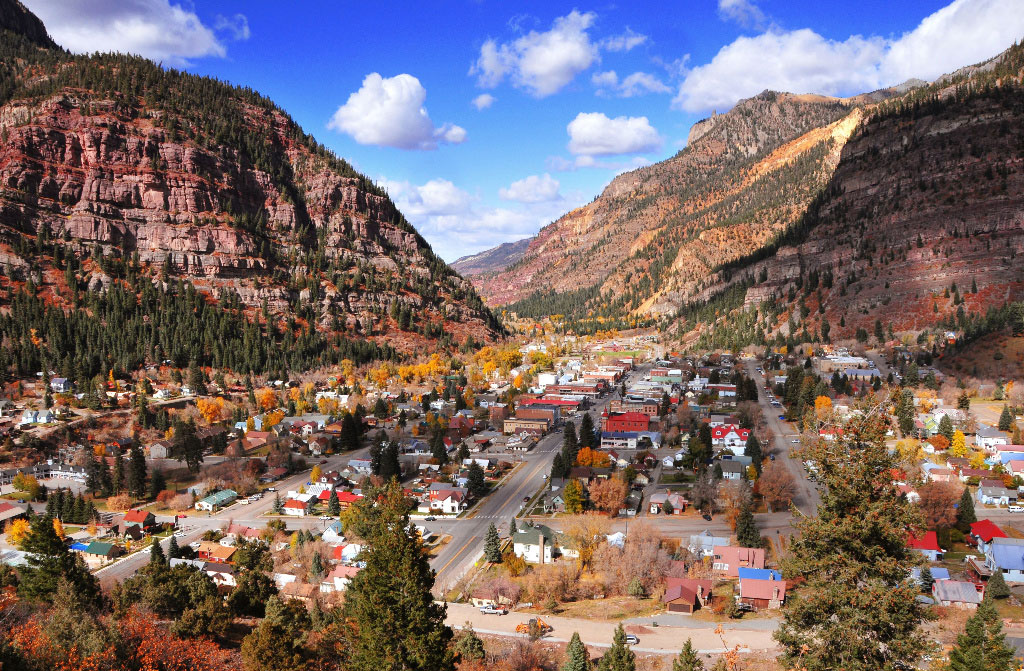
[169,494,194,511]
[156,490,177,504]
[106,494,134,511]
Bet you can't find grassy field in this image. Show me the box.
[941,330,1024,382]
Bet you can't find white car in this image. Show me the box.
[1009,506,1024,513]
[320,515,333,520]
[479,605,508,615]
[174,530,187,538]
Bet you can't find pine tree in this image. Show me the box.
[578,413,597,450]
[999,405,1014,432]
[938,414,954,442]
[735,501,762,548]
[149,468,166,499]
[60,491,74,521]
[598,624,635,671]
[672,640,704,671]
[948,598,1015,671]
[919,566,933,593]
[340,413,360,451]
[327,490,341,517]
[310,551,324,580]
[168,535,181,559]
[563,631,591,671]
[341,481,454,671]
[987,569,1011,599]
[112,451,124,494]
[466,462,487,498]
[273,493,284,514]
[19,514,101,607]
[509,518,517,535]
[484,523,502,563]
[774,400,930,669]
[956,487,977,533]
[127,444,147,498]
[455,625,486,662]
[150,538,166,564]
[745,433,763,474]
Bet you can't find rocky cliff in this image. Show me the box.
[0,1,502,369]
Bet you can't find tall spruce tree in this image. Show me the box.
[735,501,762,548]
[745,433,763,474]
[484,523,502,563]
[168,535,181,559]
[938,414,954,442]
[19,514,101,607]
[598,624,635,671]
[987,569,1011,599]
[956,487,977,533]
[563,631,591,671]
[578,413,596,450]
[327,490,341,517]
[672,640,704,671]
[341,480,454,671]
[948,598,1016,671]
[127,444,147,498]
[150,538,166,564]
[999,405,1014,432]
[774,399,931,670]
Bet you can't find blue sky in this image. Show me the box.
[22,0,1024,261]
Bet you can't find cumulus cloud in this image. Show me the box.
[382,176,576,260]
[499,174,562,203]
[674,0,1024,113]
[214,13,250,41]
[567,112,662,156]
[471,93,496,110]
[717,0,768,29]
[592,70,671,97]
[470,10,600,97]
[328,73,467,150]
[601,28,648,52]
[22,0,238,66]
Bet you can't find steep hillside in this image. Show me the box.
[475,91,865,322]
[451,237,530,277]
[0,1,501,379]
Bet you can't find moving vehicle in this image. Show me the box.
[625,634,639,645]
[320,515,332,520]
[424,516,436,521]
[480,605,508,615]
[1010,506,1024,513]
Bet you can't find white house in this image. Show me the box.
[986,537,1024,584]
[430,491,467,514]
[711,425,750,452]
[976,425,1009,451]
[977,487,1016,507]
[320,565,360,593]
[512,524,557,564]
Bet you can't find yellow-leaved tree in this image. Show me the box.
[5,518,30,546]
[950,430,967,457]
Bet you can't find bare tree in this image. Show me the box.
[758,460,797,512]
[719,479,752,530]
[561,513,611,569]
[916,481,961,530]
[690,470,719,514]
[589,476,629,516]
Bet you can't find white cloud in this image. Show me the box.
[472,93,496,110]
[499,174,562,203]
[214,13,250,41]
[601,28,648,52]
[328,73,467,150]
[567,112,662,156]
[470,10,600,97]
[592,70,671,97]
[381,176,576,260]
[674,0,1024,113]
[717,0,768,29]
[22,0,234,66]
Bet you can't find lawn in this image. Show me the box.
[527,596,664,621]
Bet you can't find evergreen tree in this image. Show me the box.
[484,523,502,563]
[340,413,360,451]
[956,487,977,533]
[598,624,635,671]
[672,640,704,671]
[455,625,486,662]
[112,450,124,494]
[19,514,101,607]
[660,392,671,418]
[240,596,312,671]
[948,598,1015,671]
[509,518,517,535]
[60,491,74,521]
[273,493,284,514]
[84,449,101,495]
[919,566,933,593]
[310,551,324,580]
[987,569,1011,599]
[431,431,449,466]
[578,413,597,450]
[168,535,181,559]
[745,433,763,474]
[327,490,341,517]
[999,405,1014,432]
[551,452,566,480]
[774,400,930,670]
[938,414,954,442]
[735,501,762,548]
[341,481,454,671]
[150,538,166,565]
[563,421,579,460]
[466,461,487,498]
[149,468,166,499]
[127,444,147,498]
[563,631,591,671]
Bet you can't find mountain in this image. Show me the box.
[0,0,501,379]
[469,42,1024,346]
[451,238,531,277]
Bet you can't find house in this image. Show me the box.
[204,563,237,588]
[603,412,651,433]
[320,565,361,593]
[197,541,236,563]
[1007,460,1024,478]
[985,537,1024,583]
[737,567,782,586]
[82,541,122,567]
[908,531,942,561]
[322,521,345,545]
[121,509,155,529]
[689,530,729,558]
[149,440,173,459]
[932,580,984,609]
[719,461,745,480]
[977,486,1017,506]
[911,567,950,585]
[195,489,237,511]
[739,576,787,611]
[976,425,1009,451]
[280,582,317,604]
[970,519,1008,553]
[662,577,713,613]
[711,425,750,452]
[348,459,373,474]
[50,377,72,393]
[927,468,955,483]
[282,499,309,517]
[512,524,558,564]
[430,490,467,514]
[712,545,766,577]
[0,502,28,525]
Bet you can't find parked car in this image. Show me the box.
[480,605,508,615]
[702,513,713,521]
[1010,505,1024,513]
[625,634,639,645]
[320,515,333,520]
[424,516,437,521]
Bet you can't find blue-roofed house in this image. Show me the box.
[911,567,950,584]
[737,568,783,584]
[985,537,1024,583]
[69,542,89,553]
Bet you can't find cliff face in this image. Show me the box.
[0,8,502,358]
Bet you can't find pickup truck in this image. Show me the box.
[479,605,508,615]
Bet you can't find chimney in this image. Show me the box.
[538,534,545,565]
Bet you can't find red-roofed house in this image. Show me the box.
[908,531,942,561]
[818,427,845,441]
[969,519,1007,552]
[711,425,751,452]
[739,576,787,610]
[712,545,765,577]
[122,509,155,529]
[320,565,361,593]
[662,577,713,613]
[1007,461,1024,478]
[282,499,308,517]
[603,412,651,433]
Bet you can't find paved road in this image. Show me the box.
[744,360,821,514]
